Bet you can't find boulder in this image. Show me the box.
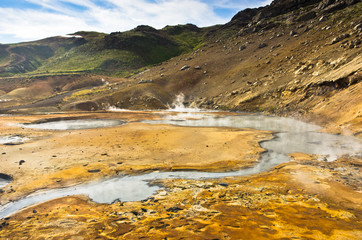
[138,79,153,84]
[290,30,297,36]
[331,33,350,44]
[296,11,317,22]
[180,65,190,71]
[239,45,247,51]
[318,0,359,13]
[258,43,268,48]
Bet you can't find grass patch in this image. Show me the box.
[64,88,110,102]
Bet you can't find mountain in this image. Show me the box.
[0,0,361,135]
[0,24,209,77]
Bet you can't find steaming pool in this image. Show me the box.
[20,119,126,130]
[1,111,361,219]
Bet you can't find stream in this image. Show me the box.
[0,111,361,219]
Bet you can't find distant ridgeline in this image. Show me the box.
[0,24,208,77]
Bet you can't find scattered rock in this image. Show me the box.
[138,79,153,84]
[231,90,239,96]
[166,206,183,213]
[239,45,247,51]
[131,211,140,216]
[296,11,316,22]
[194,66,201,70]
[180,65,190,71]
[271,44,282,50]
[331,33,350,44]
[290,30,297,36]
[19,160,25,165]
[319,16,327,22]
[354,23,362,31]
[352,38,361,46]
[219,183,229,187]
[258,43,267,48]
[88,169,101,173]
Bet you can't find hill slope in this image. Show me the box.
[0,0,361,135]
[87,0,360,135]
[0,24,208,77]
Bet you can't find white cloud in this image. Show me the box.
[0,8,92,43]
[0,0,269,43]
[89,0,226,30]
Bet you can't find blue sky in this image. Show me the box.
[0,0,272,44]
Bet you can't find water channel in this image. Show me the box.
[0,111,361,219]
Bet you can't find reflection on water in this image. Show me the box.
[147,113,321,132]
[1,112,361,219]
[20,119,125,130]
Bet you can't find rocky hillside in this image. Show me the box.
[1,0,361,135]
[88,0,360,135]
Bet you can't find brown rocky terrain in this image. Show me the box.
[109,0,361,136]
[0,0,361,239]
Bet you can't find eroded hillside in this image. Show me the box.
[82,0,361,135]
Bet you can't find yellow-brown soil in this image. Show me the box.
[1,155,361,239]
[0,112,361,239]
[0,112,269,204]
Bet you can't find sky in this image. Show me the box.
[0,0,272,44]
